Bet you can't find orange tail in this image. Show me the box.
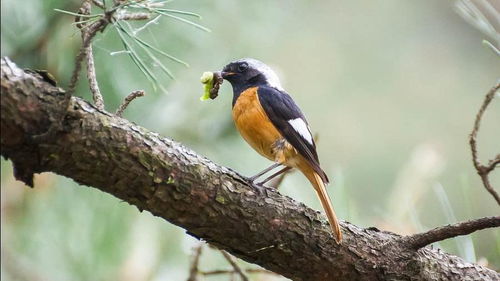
[302,169,342,243]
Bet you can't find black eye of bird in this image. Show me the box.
[237,63,248,72]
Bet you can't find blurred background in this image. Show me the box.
[1,0,499,280]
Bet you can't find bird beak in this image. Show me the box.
[220,71,235,79]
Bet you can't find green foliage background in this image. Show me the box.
[1,0,499,280]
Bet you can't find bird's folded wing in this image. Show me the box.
[257,86,328,183]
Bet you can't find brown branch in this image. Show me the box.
[68,14,108,96]
[187,244,204,281]
[2,58,499,281]
[68,2,152,108]
[486,154,500,173]
[201,269,276,276]
[220,251,249,281]
[197,243,275,279]
[84,43,104,110]
[32,14,108,145]
[79,0,105,110]
[403,216,500,250]
[469,82,500,205]
[115,90,145,117]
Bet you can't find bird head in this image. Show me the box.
[220,58,283,91]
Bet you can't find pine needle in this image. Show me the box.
[114,22,159,90]
[154,8,202,19]
[154,10,211,32]
[116,21,176,78]
[54,8,102,18]
[122,21,189,66]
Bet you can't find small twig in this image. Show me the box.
[92,0,105,9]
[187,244,204,281]
[117,12,151,21]
[67,2,154,106]
[68,11,108,96]
[469,82,500,205]
[67,41,87,96]
[80,0,105,110]
[404,216,500,250]
[486,154,500,172]
[201,269,277,276]
[220,251,249,281]
[115,90,145,117]
[84,43,104,110]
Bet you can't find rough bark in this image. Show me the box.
[1,57,498,281]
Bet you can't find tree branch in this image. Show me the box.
[187,244,203,281]
[469,82,500,205]
[74,0,105,110]
[1,57,499,281]
[69,1,153,108]
[201,269,275,276]
[68,17,107,96]
[116,90,145,117]
[220,250,249,281]
[84,42,104,110]
[403,216,500,250]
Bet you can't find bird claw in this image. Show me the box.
[247,178,268,196]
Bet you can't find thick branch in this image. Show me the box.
[404,216,500,249]
[1,58,499,281]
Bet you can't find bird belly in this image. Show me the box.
[232,87,295,163]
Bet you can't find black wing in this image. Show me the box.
[257,86,329,183]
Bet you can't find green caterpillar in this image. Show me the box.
[200,71,223,101]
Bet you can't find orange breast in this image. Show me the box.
[232,87,282,161]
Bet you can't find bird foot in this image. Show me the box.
[247,178,269,196]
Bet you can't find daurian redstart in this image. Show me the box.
[220,58,342,242]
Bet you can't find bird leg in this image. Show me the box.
[247,162,281,183]
[257,166,292,187]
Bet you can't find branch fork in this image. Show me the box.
[469,82,500,205]
[69,0,150,112]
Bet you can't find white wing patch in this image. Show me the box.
[288,118,313,144]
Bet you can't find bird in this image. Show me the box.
[219,58,342,243]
